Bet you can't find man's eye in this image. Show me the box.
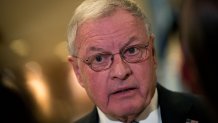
[92,54,111,64]
[128,47,136,53]
[125,47,139,55]
[84,54,105,64]
[95,55,103,62]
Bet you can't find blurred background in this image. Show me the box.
[0,0,185,123]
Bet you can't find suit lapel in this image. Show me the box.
[87,108,99,123]
[157,84,193,123]
[74,107,99,123]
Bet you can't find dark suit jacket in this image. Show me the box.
[74,84,214,123]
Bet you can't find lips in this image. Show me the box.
[111,86,137,95]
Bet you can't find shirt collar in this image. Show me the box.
[97,88,162,123]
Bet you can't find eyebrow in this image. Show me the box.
[121,36,139,49]
[87,36,139,52]
[87,46,106,52]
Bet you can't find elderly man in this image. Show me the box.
[67,0,212,123]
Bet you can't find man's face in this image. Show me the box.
[69,9,157,119]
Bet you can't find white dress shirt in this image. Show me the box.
[97,88,162,123]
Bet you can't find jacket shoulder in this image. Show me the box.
[157,84,214,123]
[73,108,99,123]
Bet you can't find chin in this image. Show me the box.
[108,101,145,119]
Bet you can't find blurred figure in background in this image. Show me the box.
[148,0,184,92]
[0,69,38,123]
[180,0,218,121]
[148,0,177,61]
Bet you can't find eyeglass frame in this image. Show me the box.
[73,41,151,72]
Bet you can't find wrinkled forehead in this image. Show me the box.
[67,0,150,56]
[80,9,143,33]
[75,9,147,46]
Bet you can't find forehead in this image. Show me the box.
[75,9,147,54]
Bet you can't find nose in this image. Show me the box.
[110,54,132,80]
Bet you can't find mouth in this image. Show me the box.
[112,87,137,95]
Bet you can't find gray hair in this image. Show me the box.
[67,0,151,55]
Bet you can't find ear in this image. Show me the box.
[181,57,202,94]
[149,33,157,67]
[68,55,86,88]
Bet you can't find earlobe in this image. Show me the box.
[68,56,85,88]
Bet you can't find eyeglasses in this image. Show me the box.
[73,42,150,72]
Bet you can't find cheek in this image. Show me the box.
[134,60,156,78]
[82,70,110,109]
[131,60,156,94]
